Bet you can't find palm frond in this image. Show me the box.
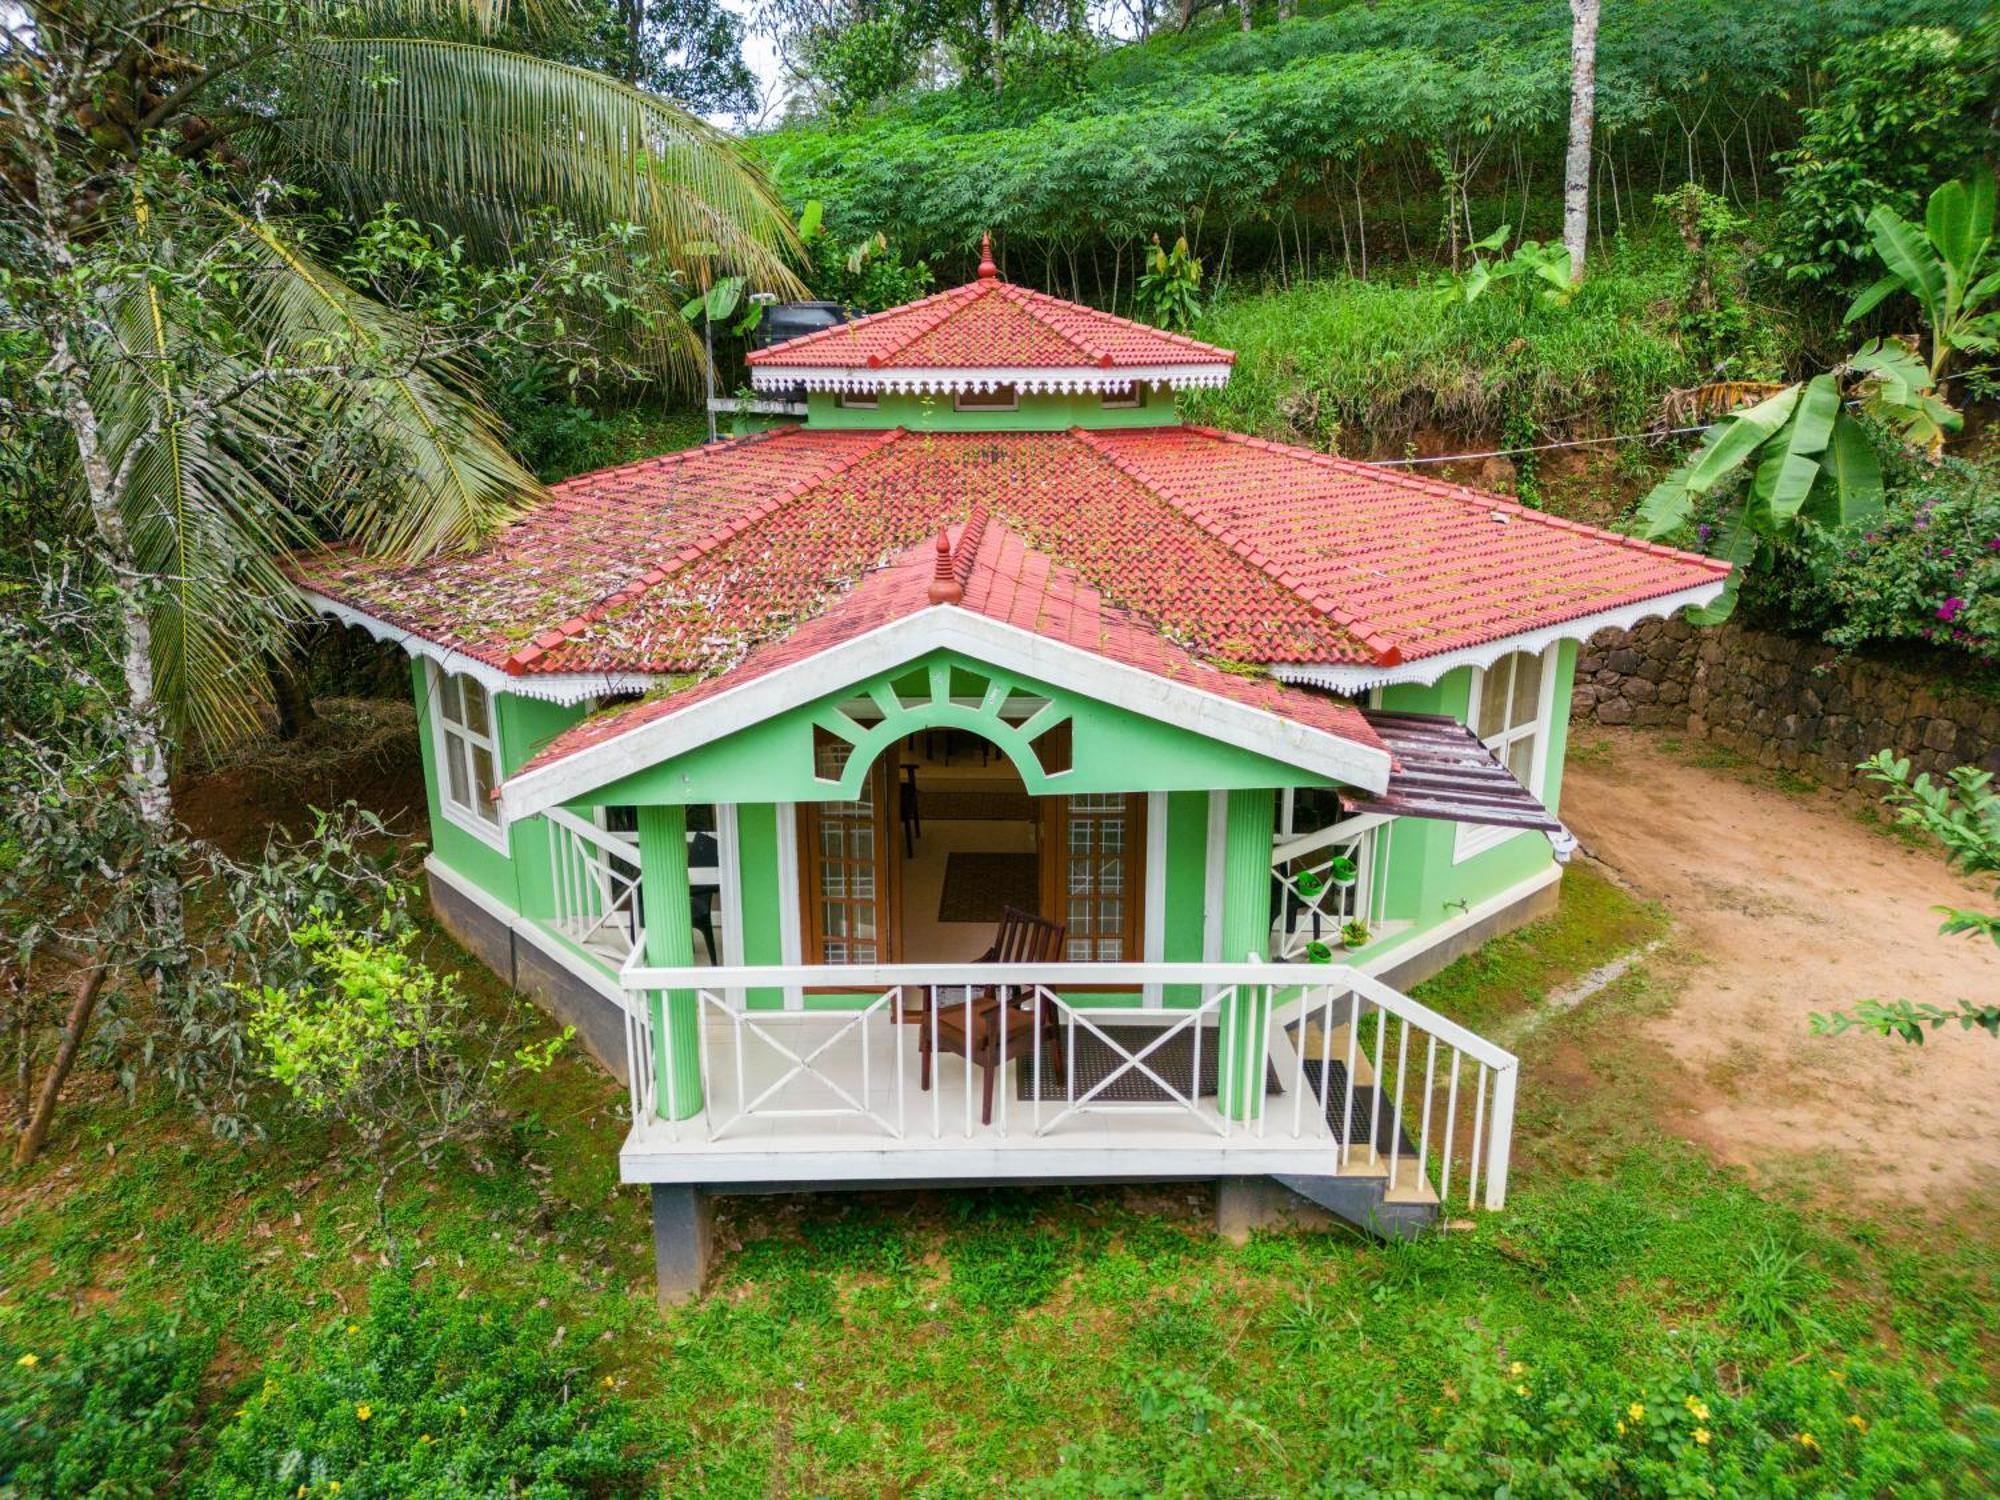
[99,259,310,747]
[231,214,540,556]
[276,40,804,300]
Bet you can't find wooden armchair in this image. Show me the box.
[918,905,1067,1125]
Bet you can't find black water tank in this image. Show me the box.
[752,300,850,351]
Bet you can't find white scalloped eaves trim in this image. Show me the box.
[747,363,1232,395]
[1266,580,1729,694]
[298,590,657,706]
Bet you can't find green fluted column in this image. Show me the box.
[638,805,702,1119]
[1216,788,1275,1121]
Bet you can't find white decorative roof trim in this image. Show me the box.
[748,362,1232,395]
[500,607,1393,820]
[298,589,657,707]
[1266,580,1729,693]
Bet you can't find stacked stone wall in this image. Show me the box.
[1571,618,2000,787]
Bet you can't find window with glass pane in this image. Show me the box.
[806,772,885,964]
[429,663,503,842]
[1456,649,1548,859]
[1055,794,1140,961]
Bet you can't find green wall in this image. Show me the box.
[805,389,1175,432]
[413,658,585,922]
[584,650,1336,808]
[1366,640,1576,966]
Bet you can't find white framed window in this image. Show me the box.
[836,389,878,409]
[1454,646,1555,863]
[427,662,507,849]
[954,384,1018,412]
[1100,384,1146,410]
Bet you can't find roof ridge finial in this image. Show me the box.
[977,232,998,281]
[928,525,963,605]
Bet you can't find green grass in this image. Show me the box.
[1178,237,1730,460]
[3,877,1996,1496]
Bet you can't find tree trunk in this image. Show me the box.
[15,962,110,1166]
[265,620,321,742]
[1562,0,1600,281]
[57,353,188,967]
[1238,0,1251,30]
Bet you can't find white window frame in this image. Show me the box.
[1453,645,1557,864]
[953,384,1018,412]
[426,661,509,851]
[1100,384,1146,410]
[836,389,878,410]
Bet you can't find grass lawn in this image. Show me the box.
[3,866,1995,1495]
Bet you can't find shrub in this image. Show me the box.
[198,1273,654,1498]
[1768,25,1999,295]
[0,1314,208,1498]
[1769,457,2000,663]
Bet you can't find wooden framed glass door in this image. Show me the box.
[797,758,899,965]
[1041,794,1147,962]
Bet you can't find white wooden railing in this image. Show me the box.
[1271,814,1389,961]
[617,958,1520,1214]
[543,806,644,970]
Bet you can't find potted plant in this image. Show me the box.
[1340,920,1370,951]
[1293,868,1326,898]
[1327,855,1358,889]
[1305,938,1335,964]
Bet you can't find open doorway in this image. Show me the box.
[895,728,1039,962]
[795,730,1149,967]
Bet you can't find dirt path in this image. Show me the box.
[1562,730,2000,1212]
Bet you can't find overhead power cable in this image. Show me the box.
[1359,422,1718,468]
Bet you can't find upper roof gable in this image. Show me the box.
[744,254,1232,388]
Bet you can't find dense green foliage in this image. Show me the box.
[1768,456,2000,663]
[201,1274,653,1497]
[761,0,1966,297]
[1767,25,2000,295]
[3,869,1996,1495]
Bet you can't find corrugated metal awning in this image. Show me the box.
[1341,710,1566,837]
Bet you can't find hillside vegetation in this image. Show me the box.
[760,0,1961,297]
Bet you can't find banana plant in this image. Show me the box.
[1636,339,1952,622]
[1844,175,2000,392]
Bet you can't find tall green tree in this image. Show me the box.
[1,0,798,952]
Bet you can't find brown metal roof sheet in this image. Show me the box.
[1340,711,1564,834]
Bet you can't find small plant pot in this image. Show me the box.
[1340,924,1370,951]
[1293,869,1326,898]
[1305,939,1335,964]
[1327,856,1359,889]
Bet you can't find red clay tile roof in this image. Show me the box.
[744,276,1234,372]
[292,425,1725,685]
[513,516,1387,781]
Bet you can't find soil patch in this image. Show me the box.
[1562,729,2000,1213]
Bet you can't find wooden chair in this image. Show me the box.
[918,906,1067,1125]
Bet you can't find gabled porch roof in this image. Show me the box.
[499,515,1396,819]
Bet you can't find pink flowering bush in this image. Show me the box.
[1784,459,2000,663]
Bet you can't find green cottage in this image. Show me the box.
[295,240,1729,1303]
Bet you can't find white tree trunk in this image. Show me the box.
[1238,0,1251,30]
[1562,0,1600,282]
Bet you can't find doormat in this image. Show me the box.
[1016,1024,1281,1101]
[937,851,1041,924]
[920,783,1035,821]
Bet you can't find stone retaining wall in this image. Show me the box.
[1571,617,2000,788]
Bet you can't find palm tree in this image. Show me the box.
[2,0,801,828]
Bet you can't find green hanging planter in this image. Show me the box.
[1341,920,1370,950]
[1293,869,1326,898]
[1305,939,1335,964]
[1328,855,1359,888]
